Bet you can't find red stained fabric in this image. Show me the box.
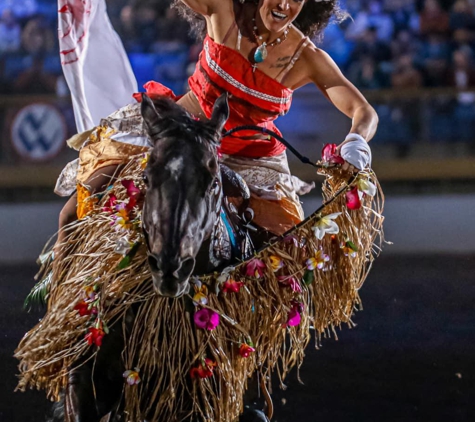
[188,36,292,157]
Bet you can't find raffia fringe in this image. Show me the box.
[15,156,385,421]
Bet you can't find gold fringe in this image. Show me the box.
[15,156,384,421]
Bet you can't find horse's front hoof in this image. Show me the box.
[239,407,270,422]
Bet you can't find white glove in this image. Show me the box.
[339,133,372,170]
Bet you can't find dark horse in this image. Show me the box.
[52,95,268,422]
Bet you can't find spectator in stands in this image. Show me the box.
[0,0,38,20]
[153,7,190,53]
[390,29,420,58]
[0,8,22,54]
[416,33,451,85]
[348,54,389,88]
[346,0,394,42]
[385,0,419,33]
[419,0,450,37]
[21,16,55,56]
[449,0,475,48]
[13,55,57,94]
[391,53,423,87]
[351,26,392,64]
[447,46,475,89]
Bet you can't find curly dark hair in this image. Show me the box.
[171,0,348,42]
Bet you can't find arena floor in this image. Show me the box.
[1,255,473,422]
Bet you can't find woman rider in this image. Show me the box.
[56,0,378,257]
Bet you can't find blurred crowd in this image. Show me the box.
[1,0,475,95]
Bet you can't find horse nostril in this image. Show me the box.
[148,254,160,273]
[174,257,195,280]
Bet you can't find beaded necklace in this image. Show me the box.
[252,17,290,70]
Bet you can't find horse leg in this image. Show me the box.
[64,322,126,422]
[64,360,102,422]
[239,408,270,422]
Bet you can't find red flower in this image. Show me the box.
[222,279,244,293]
[102,195,117,213]
[322,143,345,165]
[74,300,97,317]
[190,358,216,379]
[74,300,91,316]
[239,343,256,358]
[121,180,141,199]
[345,186,362,210]
[85,327,105,347]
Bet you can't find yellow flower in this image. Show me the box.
[312,212,342,240]
[269,255,284,272]
[140,153,150,169]
[193,284,208,306]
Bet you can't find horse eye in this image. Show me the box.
[143,173,149,185]
[212,178,220,194]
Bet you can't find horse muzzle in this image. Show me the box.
[147,254,195,297]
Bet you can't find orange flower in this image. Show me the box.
[190,358,216,379]
[239,343,255,358]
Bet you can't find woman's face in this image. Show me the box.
[257,0,306,34]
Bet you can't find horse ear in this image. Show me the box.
[210,93,230,134]
[141,93,161,132]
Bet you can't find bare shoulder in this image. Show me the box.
[300,41,346,86]
[302,42,340,72]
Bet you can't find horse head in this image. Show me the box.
[141,93,229,297]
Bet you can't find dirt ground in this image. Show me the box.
[1,255,473,422]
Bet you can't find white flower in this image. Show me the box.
[114,237,132,256]
[356,178,376,196]
[312,212,342,240]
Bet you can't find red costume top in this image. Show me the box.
[135,35,309,158]
[188,35,293,157]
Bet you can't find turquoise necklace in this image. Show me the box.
[252,17,290,69]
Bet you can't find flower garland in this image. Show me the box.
[16,146,385,422]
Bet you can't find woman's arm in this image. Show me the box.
[306,47,378,141]
[303,46,378,171]
[178,0,229,16]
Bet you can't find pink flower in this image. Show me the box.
[121,179,141,198]
[222,279,244,293]
[194,308,220,330]
[245,258,266,278]
[286,303,303,327]
[102,195,117,213]
[322,143,345,165]
[277,275,302,293]
[345,186,362,210]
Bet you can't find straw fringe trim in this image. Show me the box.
[15,156,384,421]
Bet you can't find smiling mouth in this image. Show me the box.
[271,10,287,21]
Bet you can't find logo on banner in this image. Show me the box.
[11,103,67,162]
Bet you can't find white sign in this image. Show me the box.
[11,103,67,162]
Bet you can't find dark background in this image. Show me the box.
[2,254,473,422]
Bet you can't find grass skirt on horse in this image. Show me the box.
[15,154,384,422]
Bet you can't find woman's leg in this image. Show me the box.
[54,164,123,261]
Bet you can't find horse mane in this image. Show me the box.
[150,96,222,147]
